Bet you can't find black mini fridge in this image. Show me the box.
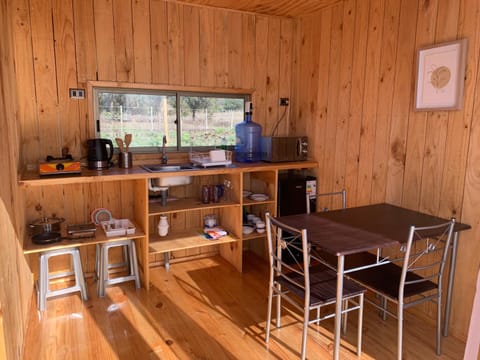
[277,172,316,263]
[277,173,316,216]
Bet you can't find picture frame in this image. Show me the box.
[414,38,468,111]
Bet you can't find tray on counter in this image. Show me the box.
[100,219,136,237]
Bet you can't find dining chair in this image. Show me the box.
[306,188,346,213]
[265,213,365,359]
[348,219,456,360]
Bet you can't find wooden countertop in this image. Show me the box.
[19,160,318,187]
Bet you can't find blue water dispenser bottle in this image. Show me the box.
[235,102,262,162]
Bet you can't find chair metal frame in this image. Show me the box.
[265,213,365,359]
[306,189,347,214]
[349,219,455,360]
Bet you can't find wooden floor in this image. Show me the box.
[23,252,466,359]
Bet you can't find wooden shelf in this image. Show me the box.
[149,198,240,215]
[149,228,238,254]
[23,226,146,255]
[242,232,267,241]
[242,198,276,206]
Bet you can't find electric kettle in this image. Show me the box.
[86,138,114,170]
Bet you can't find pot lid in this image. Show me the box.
[30,216,65,226]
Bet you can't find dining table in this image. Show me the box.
[277,202,471,360]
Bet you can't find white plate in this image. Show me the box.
[249,193,269,201]
[242,225,255,235]
[91,208,113,225]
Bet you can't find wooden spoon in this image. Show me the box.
[124,133,132,152]
[115,137,124,152]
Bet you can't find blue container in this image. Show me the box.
[235,104,262,162]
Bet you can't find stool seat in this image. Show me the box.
[37,247,88,311]
[97,239,141,297]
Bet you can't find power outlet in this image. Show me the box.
[69,88,85,99]
[279,97,289,106]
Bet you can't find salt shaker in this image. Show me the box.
[158,215,169,237]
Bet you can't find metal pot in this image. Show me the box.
[29,216,65,234]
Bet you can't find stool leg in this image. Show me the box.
[72,249,88,301]
[123,245,130,274]
[38,254,48,311]
[97,245,107,297]
[95,243,100,281]
[130,241,141,289]
[101,245,109,297]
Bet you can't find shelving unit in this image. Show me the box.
[20,160,317,288]
[241,170,277,260]
[147,171,243,271]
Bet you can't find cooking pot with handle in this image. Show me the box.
[29,216,65,235]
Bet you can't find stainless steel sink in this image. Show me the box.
[141,163,197,172]
[142,163,196,187]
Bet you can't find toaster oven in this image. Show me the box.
[261,136,308,162]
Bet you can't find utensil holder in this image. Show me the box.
[119,152,132,168]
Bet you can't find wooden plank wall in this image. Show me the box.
[0,0,33,359]
[12,0,296,269]
[292,0,480,340]
[13,0,295,167]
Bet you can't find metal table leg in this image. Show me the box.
[444,231,459,337]
[334,255,345,360]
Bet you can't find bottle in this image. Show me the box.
[235,102,262,162]
[158,215,169,237]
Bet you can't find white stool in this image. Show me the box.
[37,247,88,311]
[97,239,141,297]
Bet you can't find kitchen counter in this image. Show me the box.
[21,159,318,287]
[19,160,318,186]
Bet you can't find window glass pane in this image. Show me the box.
[95,88,247,151]
[180,96,244,148]
[96,91,177,148]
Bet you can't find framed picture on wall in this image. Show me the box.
[414,38,468,111]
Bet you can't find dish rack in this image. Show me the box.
[189,150,232,167]
[101,219,136,237]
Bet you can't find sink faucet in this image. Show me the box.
[161,135,168,164]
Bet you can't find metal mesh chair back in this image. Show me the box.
[265,212,365,359]
[306,189,347,213]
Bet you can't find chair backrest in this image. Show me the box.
[399,219,455,303]
[265,213,310,297]
[306,189,346,214]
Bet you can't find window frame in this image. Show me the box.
[90,82,251,153]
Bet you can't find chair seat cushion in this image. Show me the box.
[277,266,365,306]
[348,262,437,299]
[311,250,437,300]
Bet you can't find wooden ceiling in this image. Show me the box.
[173,0,342,17]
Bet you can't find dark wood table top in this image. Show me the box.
[277,203,471,257]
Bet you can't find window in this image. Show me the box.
[93,87,248,152]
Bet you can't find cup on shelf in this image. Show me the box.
[216,184,225,199]
[251,216,261,224]
[204,214,217,228]
[256,221,266,233]
[210,184,220,203]
[201,185,210,204]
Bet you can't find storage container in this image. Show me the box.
[235,102,262,162]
